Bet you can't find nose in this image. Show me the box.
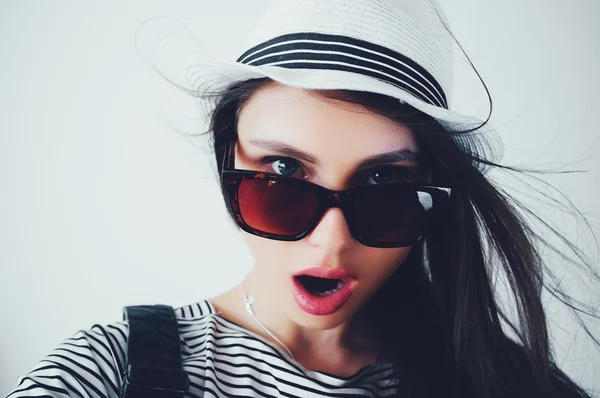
[306,207,357,253]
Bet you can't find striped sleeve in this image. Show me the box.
[6,322,128,398]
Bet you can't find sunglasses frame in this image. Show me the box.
[220,141,452,248]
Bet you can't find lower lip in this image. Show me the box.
[292,277,357,316]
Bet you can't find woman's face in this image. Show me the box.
[235,82,425,331]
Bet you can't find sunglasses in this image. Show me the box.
[220,141,452,248]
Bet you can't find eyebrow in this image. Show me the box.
[248,139,421,169]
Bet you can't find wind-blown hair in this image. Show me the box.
[200,77,597,398]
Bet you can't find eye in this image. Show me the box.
[363,166,412,185]
[261,156,304,177]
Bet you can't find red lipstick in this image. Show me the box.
[292,267,358,316]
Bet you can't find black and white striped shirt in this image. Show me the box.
[6,300,400,397]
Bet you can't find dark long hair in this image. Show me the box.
[200,77,597,397]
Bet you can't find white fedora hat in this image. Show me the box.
[173,0,502,167]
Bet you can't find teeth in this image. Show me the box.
[313,279,346,297]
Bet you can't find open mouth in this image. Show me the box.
[291,267,357,316]
[294,275,347,297]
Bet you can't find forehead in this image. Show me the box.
[236,83,418,164]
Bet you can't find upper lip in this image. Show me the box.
[293,266,357,280]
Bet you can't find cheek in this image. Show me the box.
[242,233,290,275]
[360,247,413,287]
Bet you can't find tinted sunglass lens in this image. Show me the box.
[237,178,318,236]
[350,185,432,244]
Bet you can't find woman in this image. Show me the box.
[6,0,597,397]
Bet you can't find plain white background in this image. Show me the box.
[1,0,599,395]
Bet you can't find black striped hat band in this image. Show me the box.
[236,32,448,110]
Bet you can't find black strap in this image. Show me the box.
[120,305,189,398]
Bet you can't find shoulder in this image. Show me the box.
[7,300,216,398]
[7,322,129,397]
[172,299,216,321]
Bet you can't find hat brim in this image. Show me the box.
[182,55,503,169]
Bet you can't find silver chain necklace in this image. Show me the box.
[243,284,296,360]
[242,285,384,365]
